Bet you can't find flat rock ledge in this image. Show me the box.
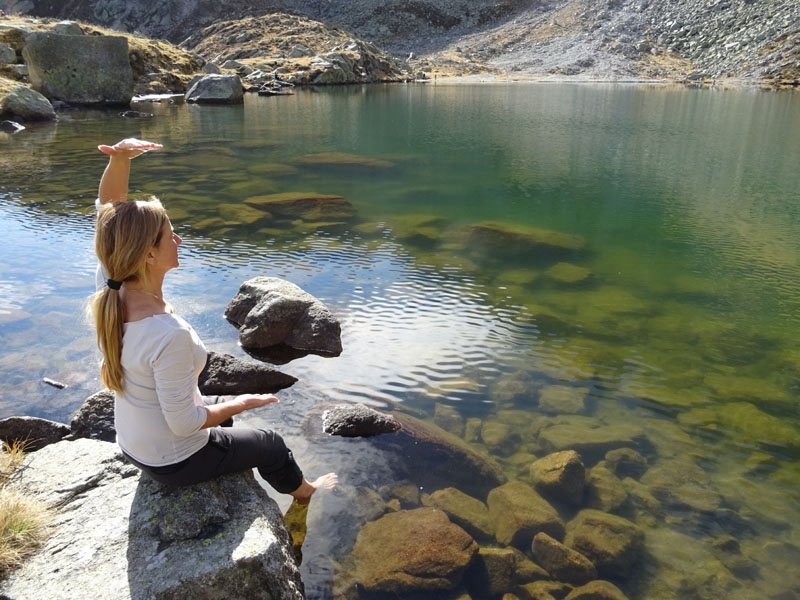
[224,277,342,357]
[1,438,304,600]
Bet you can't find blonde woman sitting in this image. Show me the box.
[90,138,336,501]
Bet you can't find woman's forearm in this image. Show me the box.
[98,155,132,204]
[202,399,246,429]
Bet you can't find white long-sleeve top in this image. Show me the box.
[115,313,210,466]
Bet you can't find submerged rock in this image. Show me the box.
[538,385,589,415]
[224,276,342,356]
[22,32,133,104]
[423,487,494,541]
[640,458,722,513]
[537,416,651,464]
[531,532,597,585]
[69,389,115,442]
[604,448,648,480]
[435,402,466,437]
[487,481,565,548]
[481,421,521,456]
[463,546,518,597]
[1,439,304,599]
[564,580,630,600]
[0,416,70,451]
[521,580,574,599]
[529,450,586,506]
[454,221,586,262]
[351,508,478,593]
[184,73,243,103]
[565,510,644,579]
[545,262,593,285]
[198,351,297,395]
[294,152,394,168]
[244,191,356,221]
[584,463,629,514]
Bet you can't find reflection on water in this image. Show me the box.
[1,84,799,599]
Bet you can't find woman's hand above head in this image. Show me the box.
[98,138,163,159]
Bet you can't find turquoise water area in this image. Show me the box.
[1,83,799,599]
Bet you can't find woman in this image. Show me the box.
[91,138,336,503]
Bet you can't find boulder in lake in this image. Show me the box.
[537,416,651,464]
[22,32,133,104]
[454,221,586,262]
[564,580,630,600]
[224,276,342,356]
[529,450,586,506]
[321,403,401,437]
[604,448,648,480]
[565,510,644,579]
[185,73,243,104]
[423,487,494,541]
[377,412,507,500]
[640,458,722,513]
[539,385,589,415]
[0,416,69,451]
[351,508,478,593]
[1,438,304,599]
[532,532,597,585]
[545,262,593,285]
[481,421,521,456]
[0,85,56,121]
[244,191,356,221]
[69,389,115,442]
[584,463,629,514]
[463,546,518,597]
[487,481,565,548]
[198,350,298,395]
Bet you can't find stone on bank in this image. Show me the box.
[0,84,56,121]
[22,32,134,104]
[0,438,304,600]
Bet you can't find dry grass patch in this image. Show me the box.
[0,441,51,577]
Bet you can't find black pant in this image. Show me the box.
[124,427,304,494]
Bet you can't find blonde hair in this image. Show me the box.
[90,198,168,393]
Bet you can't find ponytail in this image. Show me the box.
[90,198,167,393]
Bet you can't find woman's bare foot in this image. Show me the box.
[289,473,338,505]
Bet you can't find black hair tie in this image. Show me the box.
[107,279,123,290]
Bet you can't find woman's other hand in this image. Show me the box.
[98,138,163,159]
[235,394,279,411]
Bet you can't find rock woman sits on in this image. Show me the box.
[90,138,337,502]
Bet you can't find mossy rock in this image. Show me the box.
[453,221,586,263]
[565,509,644,579]
[217,203,269,225]
[704,372,791,408]
[294,151,394,168]
[487,481,565,548]
[244,162,297,177]
[640,458,722,513]
[545,262,593,285]
[538,385,589,416]
[243,192,356,221]
[423,487,494,541]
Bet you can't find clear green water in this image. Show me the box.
[1,83,799,599]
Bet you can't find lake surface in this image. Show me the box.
[1,83,799,599]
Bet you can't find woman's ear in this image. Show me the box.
[144,247,157,265]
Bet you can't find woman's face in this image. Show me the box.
[150,218,182,273]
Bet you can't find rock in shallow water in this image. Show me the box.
[529,450,586,506]
[423,487,494,541]
[321,403,401,437]
[487,481,565,548]
[198,350,297,395]
[184,73,243,104]
[0,85,56,121]
[565,509,644,579]
[531,532,597,585]
[351,508,478,593]
[224,276,342,356]
[0,415,70,451]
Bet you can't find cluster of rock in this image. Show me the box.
[310,397,783,599]
[181,14,408,86]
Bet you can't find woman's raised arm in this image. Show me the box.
[97,138,163,205]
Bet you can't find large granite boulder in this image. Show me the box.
[532,532,597,585]
[565,510,644,579]
[22,32,133,104]
[69,389,115,442]
[185,74,243,104]
[529,450,586,506]
[351,508,477,593]
[487,481,565,548]
[0,85,56,121]
[1,438,304,599]
[0,415,69,451]
[198,351,298,395]
[224,277,342,356]
[320,403,401,437]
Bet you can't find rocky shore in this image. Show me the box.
[1,0,798,86]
